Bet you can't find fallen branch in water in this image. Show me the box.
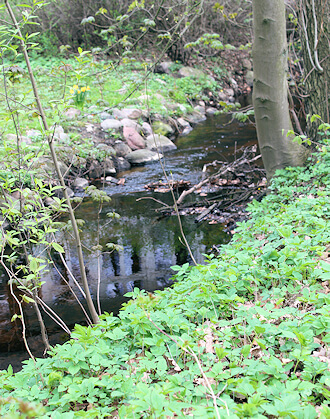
[194,202,218,223]
[177,146,262,205]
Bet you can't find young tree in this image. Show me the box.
[252,0,307,178]
[300,0,329,140]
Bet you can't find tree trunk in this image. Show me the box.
[252,0,307,178]
[300,0,329,140]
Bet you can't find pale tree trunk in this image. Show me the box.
[300,0,329,140]
[252,0,307,178]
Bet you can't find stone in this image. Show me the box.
[53,125,69,141]
[242,58,252,70]
[103,158,116,175]
[113,141,132,157]
[178,67,214,81]
[88,159,103,179]
[96,144,116,157]
[121,118,141,131]
[206,107,218,116]
[99,111,112,121]
[194,105,206,114]
[178,103,188,113]
[44,197,56,207]
[6,133,31,144]
[229,78,238,89]
[105,176,119,184]
[154,61,173,74]
[224,88,235,98]
[138,94,152,103]
[126,149,163,165]
[245,70,254,87]
[64,108,81,120]
[177,118,190,128]
[186,111,207,125]
[71,155,87,169]
[85,123,94,133]
[141,122,153,136]
[101,119,123,130]
[155,78,167,85]
[0,215,9,230]
[96,99,110,107]
[141,109,150,119]
[218,91,228,102]
[39,159,69,178]
[113,108,142,120]
[26,129,42,139]
[67,187,75,198]
[181,126,193,136]
[152,121,174,136]
[123,126,145,150]
[55,187,74,199]
[73,177,89,189]
[146,134,177,152]
[114,157,131,172]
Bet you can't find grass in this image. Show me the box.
[0,54,222,137]
[0,136,329,417]
[0,53,226,185]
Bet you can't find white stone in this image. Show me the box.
[146,134,177,152]
[101,119,123,130]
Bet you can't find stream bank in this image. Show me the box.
[0,113,258,371]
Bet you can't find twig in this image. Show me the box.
[136,196,170,208]
[177,152,261,205]
[195,203,218,223]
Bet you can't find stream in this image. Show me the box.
[0,114,257,370]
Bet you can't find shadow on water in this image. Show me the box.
[0,114,257,370]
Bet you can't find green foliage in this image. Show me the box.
[69,85,91,109]
[0,141,329,417]
[0,55,222,139]
[234,109,255,122]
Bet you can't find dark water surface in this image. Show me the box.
[0,114,257,370]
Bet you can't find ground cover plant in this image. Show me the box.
[0,128,329,417]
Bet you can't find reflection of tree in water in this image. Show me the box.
[131,249,140,274]
[110,251,120,276]
[1,281,24,351]
[174,234,189,266]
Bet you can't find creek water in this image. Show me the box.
[0,114,257,370]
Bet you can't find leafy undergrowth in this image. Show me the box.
[0,146,330,417]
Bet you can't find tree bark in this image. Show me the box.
[252,0,307,178]
[300,0,329,140]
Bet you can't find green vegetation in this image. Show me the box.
[0,55,220,133]
[0,131,329,417]
[0,54,225,188]
[1,1,329,417]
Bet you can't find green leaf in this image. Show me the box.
[51,242,64,253]
[22,295,35,304]
[241,344,251,358]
